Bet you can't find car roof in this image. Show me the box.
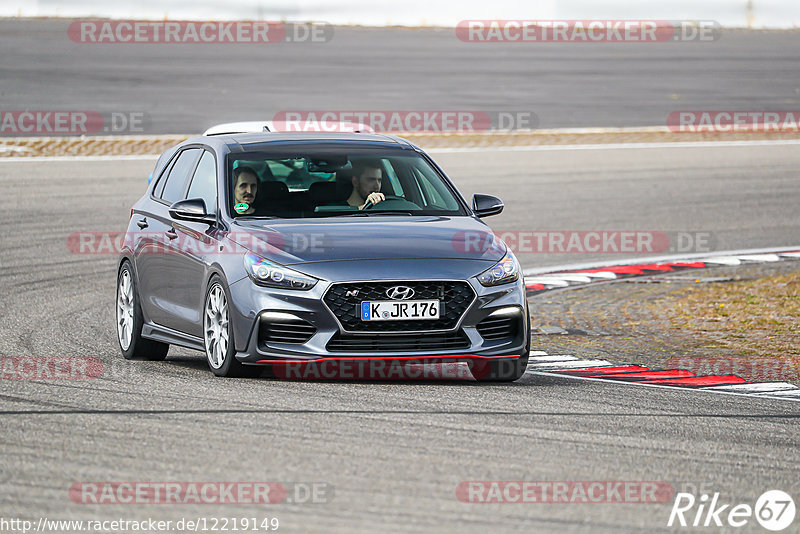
[180,131,421,153]
[202,120,375,136]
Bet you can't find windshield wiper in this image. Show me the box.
[360,210,415,216]
[308,210,418,218]
[311,212,370,218]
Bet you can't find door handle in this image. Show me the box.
[136,218,148,229]
[165,228,178,240]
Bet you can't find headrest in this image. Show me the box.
[335,169,354,197]
[257,180,289,199]
[252,180,290,211]
[308,181,340,203]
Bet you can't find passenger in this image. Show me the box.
[346,161,385,209]
[232,166,259,215]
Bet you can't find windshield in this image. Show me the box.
[227,148,467,218]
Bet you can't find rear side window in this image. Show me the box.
[153,157,176,198]
[160,148,202,204]
[186,151,218,212]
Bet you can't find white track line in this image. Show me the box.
[532,274,595,283]
[526,359,613,370]
[428,139,800,153]
[529,355,579,363]
[736,254,782,262]
[524,351,800,402]
[0,155,159,163]
[525,277,571,287]
[523,247,800,276]
[699,257,742,265]
[523,248,800,296]
[705,382,799,393]
[578,272,618,280]
[2,138,800,162]
[527,370,800,403]
[753,392,800,400]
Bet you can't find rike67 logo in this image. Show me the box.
[668,489,795,531]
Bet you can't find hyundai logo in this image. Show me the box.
[386,286,415,300]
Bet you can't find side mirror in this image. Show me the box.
[472,194,504,218]
[169,198,216,224]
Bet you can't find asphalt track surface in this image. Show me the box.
[1,21,800,132]
[1,144,799,532]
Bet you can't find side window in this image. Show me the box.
[410,165,459,210]
[380,159,404,196]
[160,148,202,204]
[153,157,176,198]
[186,151,217,212]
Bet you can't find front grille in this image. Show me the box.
[476,314,521,341]
[260,318,316,344]
[326,330,470,352]
[323,281,475,332]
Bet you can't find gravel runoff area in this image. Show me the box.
[528,260,800,385]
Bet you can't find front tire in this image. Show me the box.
[203,276,253,377]
[116,261,169,361]
[473,354,529,382]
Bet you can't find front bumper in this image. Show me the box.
[228,272,528,365]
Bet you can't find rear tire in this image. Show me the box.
[116,261,169,361]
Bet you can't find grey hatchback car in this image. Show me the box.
[116,130,530,380]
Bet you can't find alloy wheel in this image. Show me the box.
[116,269,134,351]
[204,284,229,369]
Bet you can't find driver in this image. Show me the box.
[346,161,385,209]
[233,166,259,215]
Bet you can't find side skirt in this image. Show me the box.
[142,322,205,352]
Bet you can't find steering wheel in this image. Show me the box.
[363,195,420,210]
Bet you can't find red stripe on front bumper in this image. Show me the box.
[255,354,519,364]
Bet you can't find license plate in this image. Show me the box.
[360,300,440,321]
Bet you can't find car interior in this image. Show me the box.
[231,155,461,218]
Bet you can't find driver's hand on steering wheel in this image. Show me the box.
[360,192,385,210]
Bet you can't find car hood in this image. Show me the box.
[226,216,506,266]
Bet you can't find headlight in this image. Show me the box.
[244,252,318,290]
[477,250,520,287]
